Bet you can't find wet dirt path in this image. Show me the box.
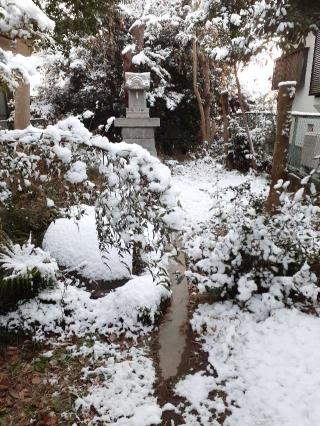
[158,251,189,381]
[153,267,212,425]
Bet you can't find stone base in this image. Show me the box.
[122,127,155,139]
[126,108,150,118]
[123,138,157,156]
[115,117,160,128]
[119,126,158,156]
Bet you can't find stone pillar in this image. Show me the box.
[115,72,160,156]
[14,83,31,129]
[0,36,32,129]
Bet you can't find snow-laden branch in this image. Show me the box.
[0,0,54,39]
[0,47,39,89]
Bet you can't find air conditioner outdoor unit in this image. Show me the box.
[313,97,320,112]
[301,133,320,169]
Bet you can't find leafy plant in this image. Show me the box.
[0,116,182,288]
[0,236,58,312]
[95,146,183,287]
[185,181,320,314]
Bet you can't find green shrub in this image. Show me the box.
[0,237,58,313]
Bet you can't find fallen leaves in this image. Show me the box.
[0,339,84,425]
[31,375,41,385]
[42,412,58,425]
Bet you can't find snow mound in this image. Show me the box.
[0,274,170,341]
[43,206,131,281]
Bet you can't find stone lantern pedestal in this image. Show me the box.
[115,72,160,156]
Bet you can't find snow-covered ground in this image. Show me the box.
[171,158,268,225]
[72,341,162,425]
[189,303,320,426]
[171,159,320,426]
[2,157,320,426]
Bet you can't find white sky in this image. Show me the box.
[240,47,281,100]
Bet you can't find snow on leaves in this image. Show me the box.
[184,169,320,314]
[0,236,58,282]
[0,117,182,281]
[0,0,54,40]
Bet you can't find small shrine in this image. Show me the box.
[114,72,160,156]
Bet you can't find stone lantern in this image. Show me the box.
[114,72,160,156]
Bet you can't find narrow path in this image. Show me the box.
[153,159,269,424]
[158,251,188,380]
[157,159,262,380]
[156,160,243,382]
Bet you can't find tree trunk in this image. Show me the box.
[233,63,257,170]
[192,39,208,142]
[202,54,212,142]
[265,82,296,214]
[221,91,232,169]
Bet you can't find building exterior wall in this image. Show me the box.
[286,33,320,177]
[288,114,320,172]
[292,33,318,114]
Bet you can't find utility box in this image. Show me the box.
[301,133,320,169]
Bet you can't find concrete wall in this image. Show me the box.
[0,36,32,129]
[292,33,318,114]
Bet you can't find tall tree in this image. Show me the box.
[35,0,119,51]
[176,2,222,143]
[262,0,320,52]
[265,82,296,214]
[206,0,270,169]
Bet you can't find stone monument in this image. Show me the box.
[114,72,160,156]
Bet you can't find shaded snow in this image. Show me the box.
[43,206,131,281]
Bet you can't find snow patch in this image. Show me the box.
[73,342,162,425]
[190,302,320,426]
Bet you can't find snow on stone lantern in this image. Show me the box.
[114,72,160,156]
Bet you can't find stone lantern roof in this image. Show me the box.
[125,72,151,91]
